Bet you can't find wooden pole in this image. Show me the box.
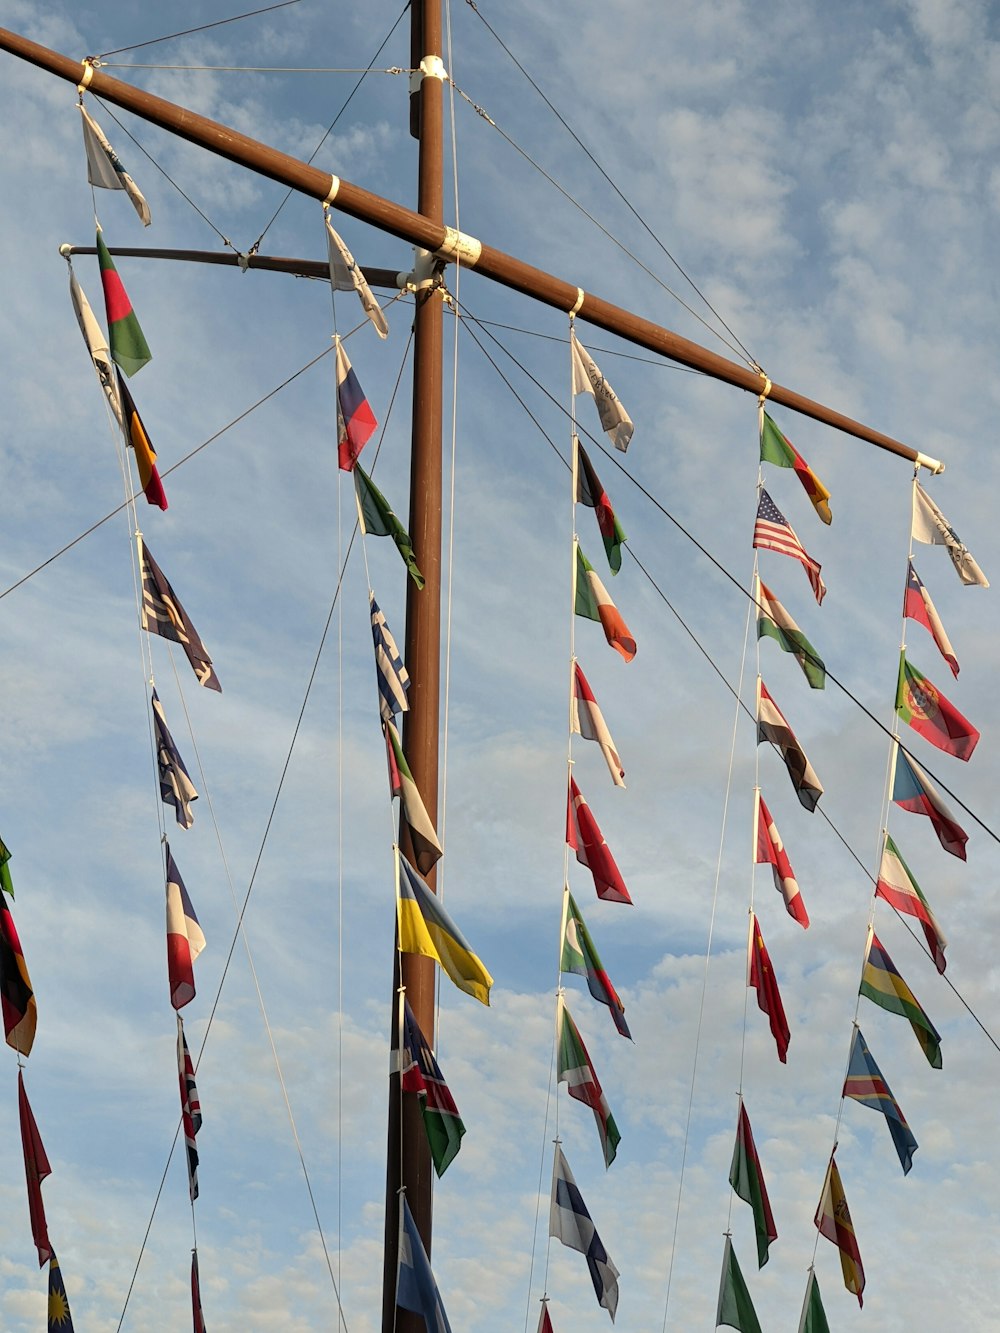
[382,1,445,1329]
[0,25,941,471]
[61,245,401,289]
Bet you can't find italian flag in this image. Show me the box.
[575,544,636,661]
[557,995,621,1167]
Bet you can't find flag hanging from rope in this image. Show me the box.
[399,997,466,1176]
[152,690,199,829]
[876,833,947,973]
[729,1099,777,1268]
[716,1234,763,1333]
[892,746,968,860]
[165,844,206,1011]
[567,778,632,904]
[753,490,826,604]
[797,1269,831,1333]
[335,335,378,470]
[755,577,825,688]
[843,1027,918,1174]
[576,439,627,573]
[757,679,823,811]
[396,851,493,1005]
[19,1071,52,1266]
[748,913,789,1063]
[860,931,942,1068]
[354,464,425,589]
[325,210,389,338]
[191,1250,207,1333]
[814,1153,865,1307]
[912,483,989,587]
[1,888,36,1056]
[384,719,443,874]
[571,662,625,786]
[759,412,831,524]
[177,1015,202,1202]
[755,792,809,927]
[115,369,167,509]
[895,653,979,760]
[575,545,636,661]
[47,1251,75,1331]
[905,561,958,677]
[96,230,151,376]
[397,1193,454,1332]
[571,332,633,453]
[69,264,125,427]
[549,1144,620,1321]
[140,542,221,691]
[79,102,151,225]
[370,592,410,722]
[557,996,622,1168]
[561,891,631,1038]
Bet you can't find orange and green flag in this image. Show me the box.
[760,411,831,524]
[96,231,151,376]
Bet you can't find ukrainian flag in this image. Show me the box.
[396,852,493,1005]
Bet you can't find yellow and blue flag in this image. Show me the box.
[396,851,492,1005]
[844,1027,918,1174]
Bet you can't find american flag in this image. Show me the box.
[753,489,826,604]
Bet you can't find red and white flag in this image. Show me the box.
[755,791,809,927]
[571,662,625,787]
[567,777,632,904]
[166,845,206,1011]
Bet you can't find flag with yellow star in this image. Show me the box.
[48,1252,74,1331]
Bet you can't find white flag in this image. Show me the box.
[571,332,633,452]
[549,1144,620,1320]
[324,211,389,339]
[912,483,989,587]
[69,265,124,429]
[78,103,151,227]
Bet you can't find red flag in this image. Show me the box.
[537,1302,554,1333]
[755,792,808,927]
[748,914,789,1062]
[18,1071,52,1266]
[566,777,632,904]
[0,888,36,1056]
[192,1249,207,1333]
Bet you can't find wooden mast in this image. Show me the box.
[0,24,943,471]
[382,0,445,1328]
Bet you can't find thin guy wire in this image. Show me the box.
[463,0,759,367]
[448,79,752,367]
[660,586,754,1332]
[95,1,303,58]
[249,5,410,253]
[103,63,412,74]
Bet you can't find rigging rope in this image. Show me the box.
[94,0,303,59]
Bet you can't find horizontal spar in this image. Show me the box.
[0,25,941,471]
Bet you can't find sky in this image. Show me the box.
[2,0,1000,1329]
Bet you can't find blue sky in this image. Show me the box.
[2,1,1000,1329]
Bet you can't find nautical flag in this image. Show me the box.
[892,745,968,860]
[576,440,627,573]
[753,490,826,604]
[876,833,947,973]
[152,690,199,829]
[191,1250,207,1333]
[537,1302,554,1333]
[396,851,493,1005]
[549,1144,620,1321]
[140,543,221,691]
[354,464,425,589]
[79,102,151,226]
[755,577,825,688]
[399,998,466,1176]
[759,412,832,524]
[729,1100,777,1268]
[177,1015,202,1201]
[0,834,13,898]
[571,332,633,453]
[69,264,125,426]
[756,679,823,812]
[335,335,378,470]
[575,545,636,661]
[895,653,979,760]
[557,996,622,1168]
[561,891,631,1038]
[571,662,625,786]
[116,369,167,509]
[912,482,989,587]
[748,914,789,1063]
[861,931,942,1068]
[716,1235,763,1333]
[567,778,632,904]
[325,211,389,338]
[797,1269,830,1333]
[1,887,36,1056]
[844,1027,918,1174]
[370,592,410,722]
[384,719,443,873]
[18,1071,51,1266]
[905,561,958,677]
[755,791,809,927]
[814,1153,865,1307]
[165,845,206,1011]
[397,1193,454,1333]
[96,230,152,376]
[48,1251,75,1331]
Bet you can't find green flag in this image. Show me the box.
[354,464,424,589]
[797,1269,831,1333]
[728,1101,777,1267]
[756,577,825,689]
[716,1235,762,1333]
[0,836,13,898]
[96,231,152,376]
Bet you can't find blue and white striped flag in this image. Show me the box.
[371,592,410,722]
[152,690,198,829]
[140,541,221,692]
[397,1194,453,1333]
[550,1144,620,1321]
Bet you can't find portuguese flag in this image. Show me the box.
[96,230,151,376]
[895,652,979,761]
